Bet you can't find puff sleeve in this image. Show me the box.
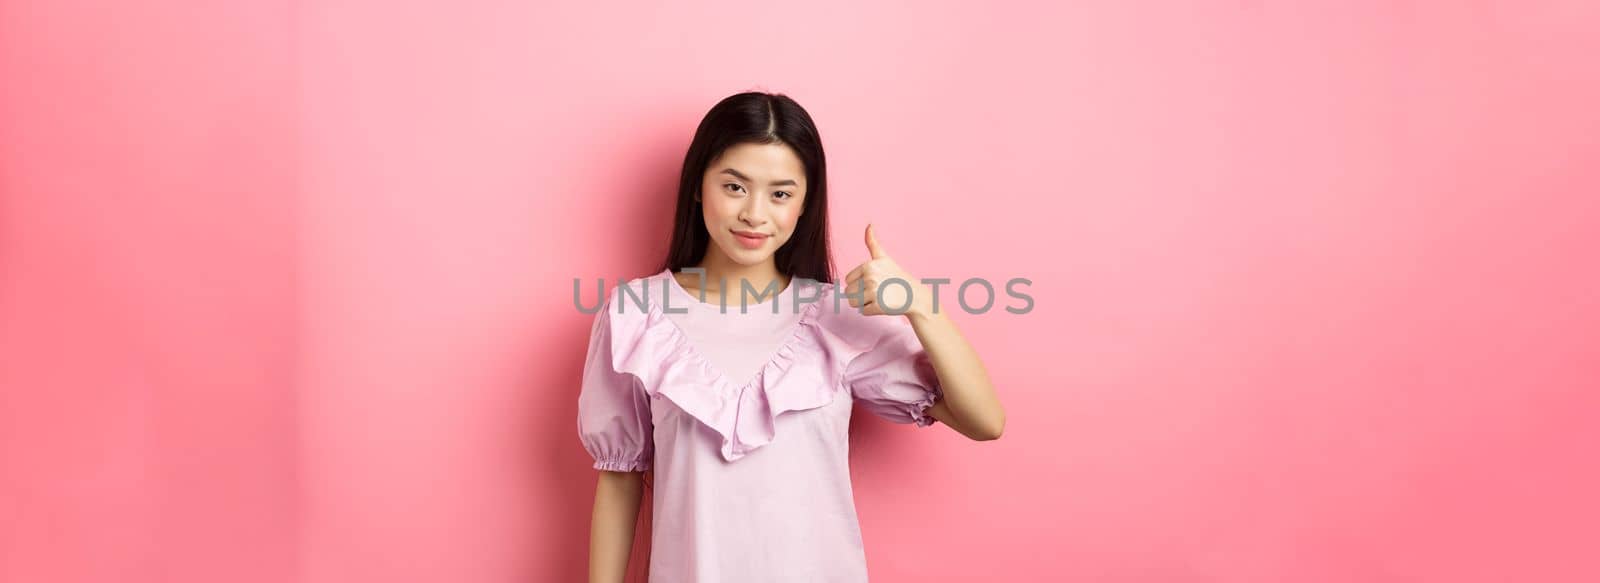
[576,294,655,472]
[844,315,945,427]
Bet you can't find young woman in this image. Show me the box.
[578,91,1005,582]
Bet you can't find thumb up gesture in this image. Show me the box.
[843,224,931,317]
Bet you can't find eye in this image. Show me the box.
[774,191,793,200]
[724,183,746,194]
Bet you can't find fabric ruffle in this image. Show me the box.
[606,275,886,462]
[592,458,651,472]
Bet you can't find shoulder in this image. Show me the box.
[600,271,670,313]
[803,279,903,349]
[583,273,667,343]
[587,272,674,376]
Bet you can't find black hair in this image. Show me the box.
[659,91,835,283]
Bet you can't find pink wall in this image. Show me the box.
[4,1,1598,582]
[0,2,299,582]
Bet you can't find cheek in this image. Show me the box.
[701,194,736,223]
[774,206,804,234]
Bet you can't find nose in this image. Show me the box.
[739,196,769,227]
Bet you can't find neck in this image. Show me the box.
[690,249,788,296]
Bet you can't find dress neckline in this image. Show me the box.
[651,268,825,391]
[663,268,797,313]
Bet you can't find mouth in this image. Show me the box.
[731,229,770,249]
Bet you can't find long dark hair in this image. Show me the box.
[660,91,835,283]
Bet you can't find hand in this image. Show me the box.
[843,224,932,318]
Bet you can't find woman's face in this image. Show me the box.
[698,142,807,266]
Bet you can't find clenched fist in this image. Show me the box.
[842,224,933,318]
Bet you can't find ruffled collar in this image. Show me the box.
[606,269,873,462]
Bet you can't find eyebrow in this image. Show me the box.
[720,168,798,187]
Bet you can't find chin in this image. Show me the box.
[720,243,771,265]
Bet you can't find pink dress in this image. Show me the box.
[576,268,944,582]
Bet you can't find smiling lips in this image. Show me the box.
[732,229,770,249]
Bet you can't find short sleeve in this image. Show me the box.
[844,315,944,427]
[576,294,655,472]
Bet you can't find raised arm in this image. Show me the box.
[908,309,1005,441]
[843,224,1006,441]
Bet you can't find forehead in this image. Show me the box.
[709,142,806,183]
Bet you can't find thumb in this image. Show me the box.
[865,223,886,259]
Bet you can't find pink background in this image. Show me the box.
[3,1,1598,582]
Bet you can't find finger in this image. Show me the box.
[865,223,886,260]
[842,274,862,301]
[862,298,881,315]
[844,263,865,285]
